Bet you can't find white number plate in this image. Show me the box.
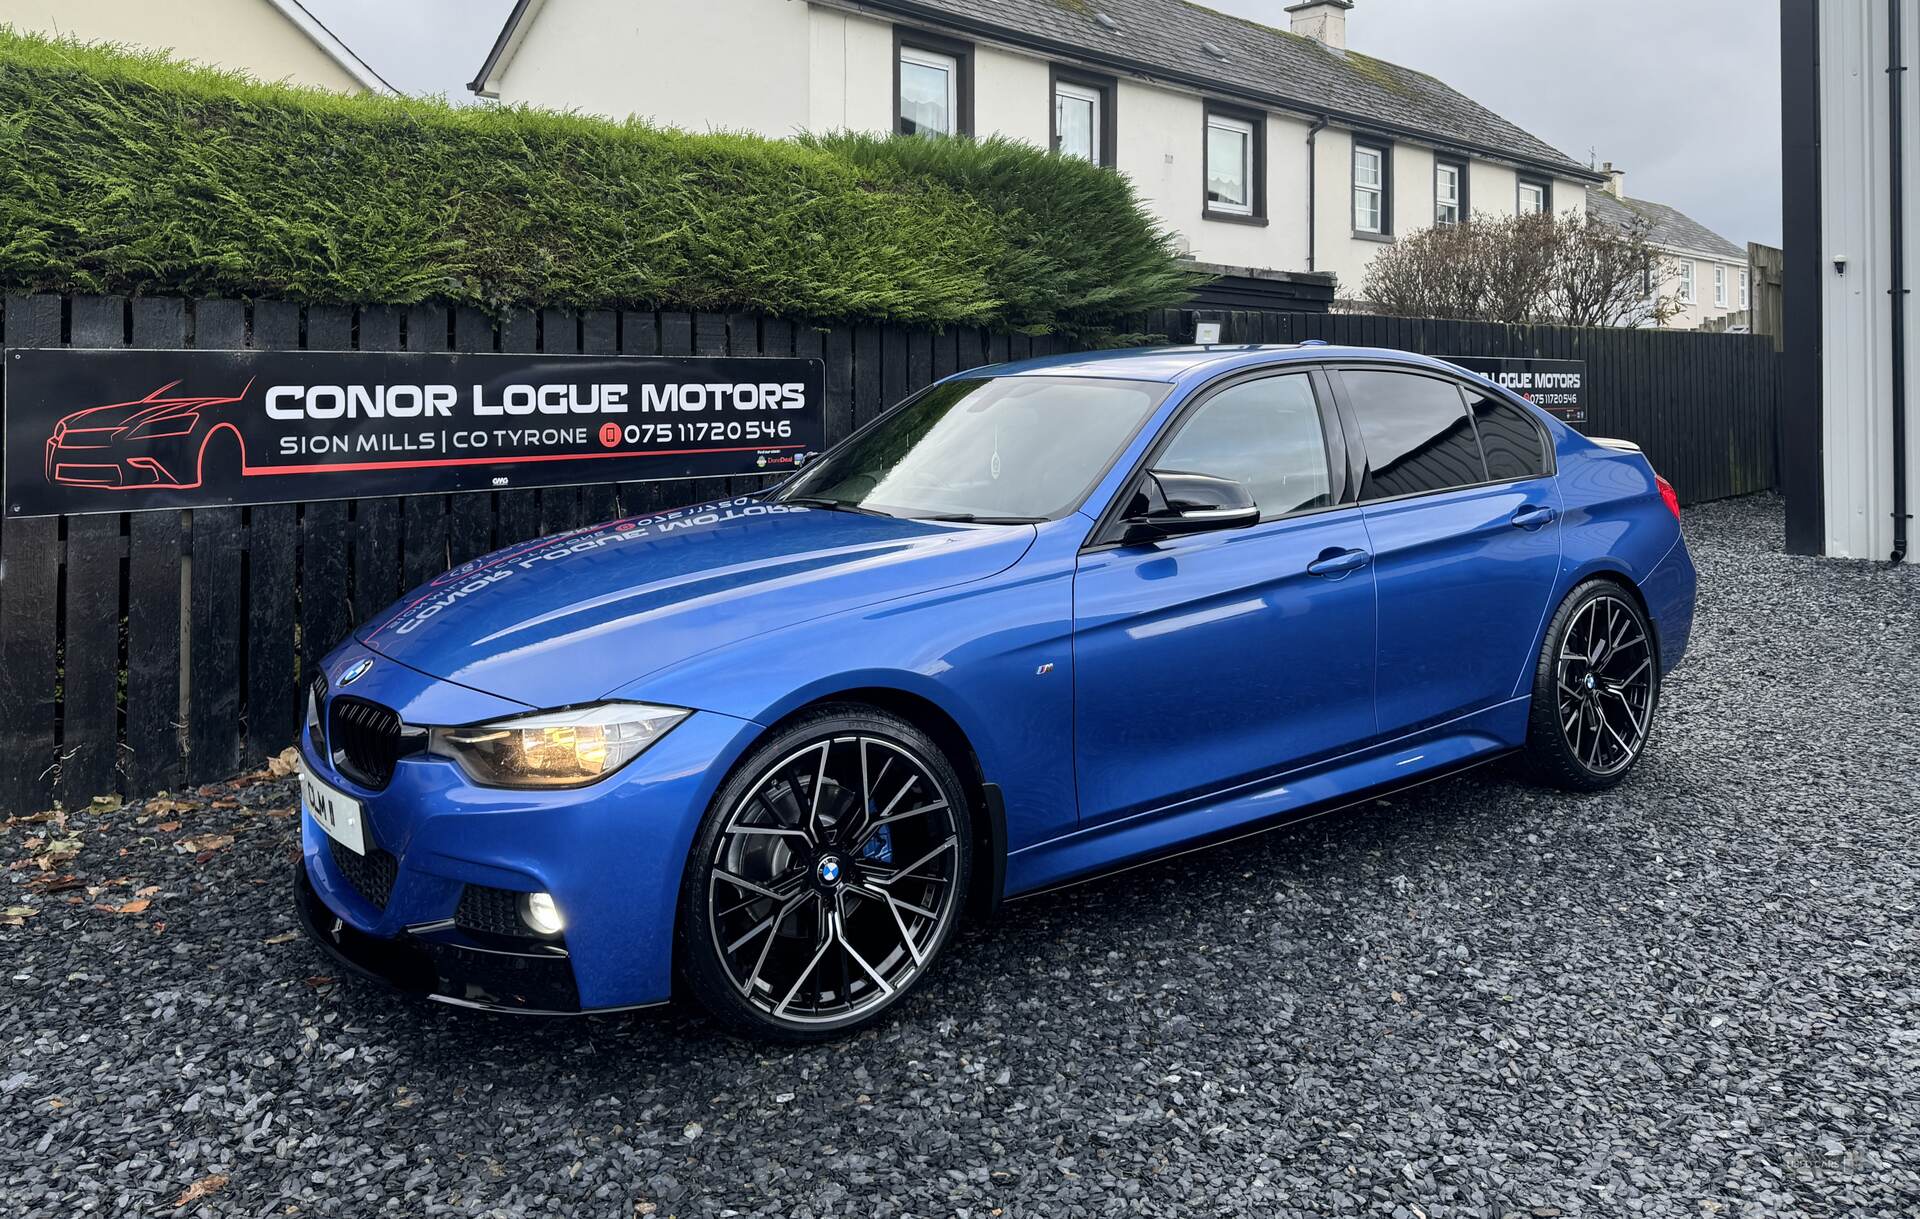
[300,763,366,856]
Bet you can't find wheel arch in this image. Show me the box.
[1561,561,1661,671]
[194,421,248,486]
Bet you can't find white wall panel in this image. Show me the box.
[1819,0,1919,561]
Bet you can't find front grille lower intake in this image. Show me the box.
[330,697,403,789]
[330,838,399,910]
[456,885,529,939]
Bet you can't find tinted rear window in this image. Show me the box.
[1467,391,1549,480]
[1345,371,1487,500]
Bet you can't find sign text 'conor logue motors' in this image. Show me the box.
[1446,356,1587,426]
[3,348,826,517]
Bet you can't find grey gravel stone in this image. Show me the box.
[2,493,1916,1217]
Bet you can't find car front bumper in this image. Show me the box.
[296,640,765,1013]
[44,435,193,486]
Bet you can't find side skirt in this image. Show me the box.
[1003,697,1528,900]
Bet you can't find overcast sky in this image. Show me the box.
[308,0,1781,246]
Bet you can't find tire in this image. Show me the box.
[1518,579,1661,791]
[677,703,973,1041]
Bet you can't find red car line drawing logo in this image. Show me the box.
[43,379,254,490]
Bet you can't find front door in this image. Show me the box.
[1072,370,1378,826]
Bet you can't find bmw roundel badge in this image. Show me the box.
[817,857,841,885]
[338,658,374,687]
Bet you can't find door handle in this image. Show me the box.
[1307,547,1371,577]
[1511,505,1559,531]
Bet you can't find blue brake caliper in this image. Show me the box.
[860,823,894,866]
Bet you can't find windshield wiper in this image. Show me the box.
[781,496,897,518]
[914,513,1044,524]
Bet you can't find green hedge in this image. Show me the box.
[0,30,1199,334]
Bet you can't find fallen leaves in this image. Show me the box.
[19,820,84,871]
[2,905,37,927]
[174,1174,228,1208]
[176,833,234,856]
[95,898,150,916]
[263,931,300,945]
[88,794,122,814]
[146,798,195,816]
[265,747,301,778]
[156,822,182,833]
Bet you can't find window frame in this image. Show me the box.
[1434,157,1469,226]
[1740,268,1751,309]
[1678,260,1696,304]
[1714,264,1729,308]
[1323,363,1556,508]
[893,27,974,138]
[1050,66,1116,167]
[1352,140,1392,238]
[1516,176,1552,217]
[1201,102,1267,225]
[1083,366,1351,550]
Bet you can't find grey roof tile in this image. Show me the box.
[866,0,1594,176]
[1586,188,1745,260]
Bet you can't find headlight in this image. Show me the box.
[129,413,199,439]
[427,702,687,789]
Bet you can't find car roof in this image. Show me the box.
[968,343,1481,386]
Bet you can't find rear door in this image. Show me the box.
[1071,369,1378,826]
[1331,367,1563,738]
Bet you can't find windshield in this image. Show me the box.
[775,376,1171,521]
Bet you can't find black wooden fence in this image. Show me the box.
[0,294,1778,814]
[1199,307,1781,505]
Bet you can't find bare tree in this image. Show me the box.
[1361,212,1681,327]
[1544,212,1684,328]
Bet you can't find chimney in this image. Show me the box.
[1603,161,1626,199]
[1286,0,1353,51]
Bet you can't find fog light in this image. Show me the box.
[519,891,564,936]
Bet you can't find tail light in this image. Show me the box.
[1654,473,1681,520]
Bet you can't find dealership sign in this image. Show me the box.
[3,348,825,517]
[1447,356,1587,425]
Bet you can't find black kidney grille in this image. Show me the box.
[330,838,399,910]
[307,673,330,754]
[456,885,528,939]
[330,697,402,789]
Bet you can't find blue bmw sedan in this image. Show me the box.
[295,343,1696,1039]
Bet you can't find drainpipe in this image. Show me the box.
[1891,0,1911,563]
[1306,116,1330,273]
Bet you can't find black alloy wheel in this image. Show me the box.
[678,705,971,1040]
[1521,580,1660,791]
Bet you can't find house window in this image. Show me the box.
[895,30,972,137]
[1434,159,1466,225]
[1518,178,1550,216]
[1714,265,1728,308]
[1740,268,1750,309]
[1679,260,1696,303]
[1203,107,1263,221]
[1353,142,1389,235]
[1051,70,1114,166]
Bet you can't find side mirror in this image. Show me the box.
[1118,470,1259,544]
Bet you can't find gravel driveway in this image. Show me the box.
[3,493,1916,1219]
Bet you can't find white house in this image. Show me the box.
[1781,0,1919,564]
[0,0,393,93]
[1585,166,1749,332]
[469,0,1600,298]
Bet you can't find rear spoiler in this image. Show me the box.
[1588,436,1642,454]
